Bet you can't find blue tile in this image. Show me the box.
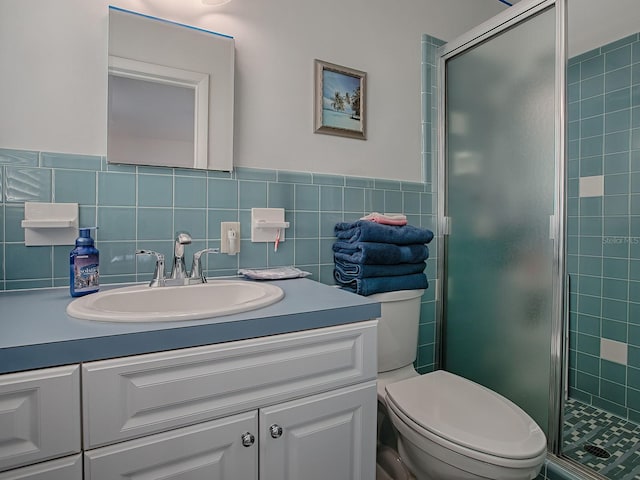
[374,179,401,191]
[277,171,312,184]
[403,191,420,214]
[603,257,628,279]
[98,172,135,206]
[605,67,632,93]
[365,189,385,213]
[344,188,364,213]
[605,131,630,154]
[635,106,640,128]
[603,278,629,300]
[346,177,375,188]
[175,176,207,208]
[320,211,343,237]
[605,45,632,70]
[5,244,52,281]
[604,195,629,215]
[581,95,604,118]
[294,211,319,238]
[268,182,294,209]
[581,196,602,215]
[53,245,71,280]
[5,167,52,203]
[42,152,102,170]
[0,148,38,166]
[384,190,403,213]
[174,209,206,240]
[606,109,631,134]
[295,184,320,211]
[576,352,599,375]
[54,169,96,205]
[5,205,25,242]
[207,178,238,209]
[320,186,343,212]
[97,207,136,241]
[99,241,137,276]
[580,217,602,236]
[580,156,603,176]
[137,208,173,240]
[606,87,631,112]
[581,75,604,99]
[313,174,344,186]
[577,312,600,335]
[294,238,320,265]
[578,275,601,296]
[604,152,630,176]
[138,174,173,207]
[238,241,268,269]
[605,173,630,194]
[235,167,276,182]
[604,216,629,236]
[581,115,603,137]
[581,55,605,80]
[602,298,628,322]
[238,180,267,209]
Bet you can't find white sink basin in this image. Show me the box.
[66,280,284,322]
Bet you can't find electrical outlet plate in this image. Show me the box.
[220,222,240,254]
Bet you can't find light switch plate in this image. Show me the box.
[220,222,240,254]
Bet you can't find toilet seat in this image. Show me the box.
[385,370,546,469]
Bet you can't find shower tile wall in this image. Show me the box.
[567,32,640,422]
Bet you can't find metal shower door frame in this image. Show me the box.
[434,0,567,454]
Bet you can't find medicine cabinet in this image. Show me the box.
[107,7,234,171]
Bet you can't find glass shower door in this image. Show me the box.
[441,6,558,435]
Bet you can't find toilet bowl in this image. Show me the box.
[371,289,546,480]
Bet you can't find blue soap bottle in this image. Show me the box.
[70,228,100,297]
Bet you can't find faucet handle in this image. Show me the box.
[190,248,220,283]
[136,249,166,287]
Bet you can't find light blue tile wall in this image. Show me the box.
[568,32,640,422]
[416,34,444,373]
[0,147,437,367]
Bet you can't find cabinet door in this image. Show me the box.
[84,410,258,480]
[0,365,80,472]
[260,381,377,480]
[0,454,82,480]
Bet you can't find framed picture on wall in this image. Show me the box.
[314,59,366,140]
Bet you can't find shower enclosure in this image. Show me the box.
[435,0,640,478]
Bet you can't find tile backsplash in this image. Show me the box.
[0,147,437,370]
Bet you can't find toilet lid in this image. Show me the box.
[385,370,546,460]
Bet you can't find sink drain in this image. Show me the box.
[584,444,611,459]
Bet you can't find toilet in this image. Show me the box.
[373,289,547,480]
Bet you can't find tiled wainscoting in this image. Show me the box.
[0,148,438,370]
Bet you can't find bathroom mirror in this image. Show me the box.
[108,7,234,171]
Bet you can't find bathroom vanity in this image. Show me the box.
[0,279,380,480]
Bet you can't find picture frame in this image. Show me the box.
[314,59,366,140]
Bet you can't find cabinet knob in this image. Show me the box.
[269,424,283,439]
[241,432,255,447]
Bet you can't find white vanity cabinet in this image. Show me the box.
[82,320,378,480]
[0,455,82,480]
[0,365,81,474]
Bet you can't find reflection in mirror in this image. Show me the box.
[108,7,234,171]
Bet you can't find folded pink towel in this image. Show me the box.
[360,212,408,226]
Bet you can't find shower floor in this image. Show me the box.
[563,398,640,479]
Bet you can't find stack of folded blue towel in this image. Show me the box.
[332,220,434,296]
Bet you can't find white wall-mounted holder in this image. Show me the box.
[21,202,79,246]
[251,208,290,243]
[220,221,240,255]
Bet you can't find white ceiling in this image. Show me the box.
[508,0,639,56]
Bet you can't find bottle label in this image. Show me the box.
[73,254,99,292]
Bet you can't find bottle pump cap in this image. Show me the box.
[76,227,97,247]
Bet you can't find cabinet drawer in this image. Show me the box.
[0,365,80,473]
[84,411,258,480]
[0,454,82,480]
[83,320,377,448]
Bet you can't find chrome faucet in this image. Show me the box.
[170,232,192,280]
[189,248,220,283]
[135,250,166,287]
[137,233,220,287]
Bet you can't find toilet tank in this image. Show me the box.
[368,289,424,373]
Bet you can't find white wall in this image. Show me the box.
[0,0,505,181]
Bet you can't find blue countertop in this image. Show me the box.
[0,278,380,374]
